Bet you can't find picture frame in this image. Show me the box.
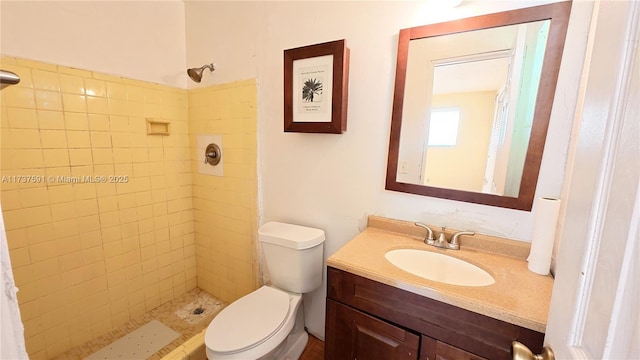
[284,39,350,134]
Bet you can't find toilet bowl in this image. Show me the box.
[205,286,306,360]
[204,222,325,360]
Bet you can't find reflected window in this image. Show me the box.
[428,108,460,146]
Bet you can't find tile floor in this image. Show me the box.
[53,288,224,360]
[53,287,326,360]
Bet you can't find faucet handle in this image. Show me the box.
[414,222,434,242]
[450,231,475,247]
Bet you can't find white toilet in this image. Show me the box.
[205,221,325,360]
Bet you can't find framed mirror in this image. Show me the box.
[386,2,571,211]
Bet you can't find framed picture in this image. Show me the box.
[284,39,350,133]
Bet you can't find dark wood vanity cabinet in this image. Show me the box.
[325,267,544,360]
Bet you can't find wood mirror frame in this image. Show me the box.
[385,2,572,211]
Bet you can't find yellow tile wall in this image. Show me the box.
[188,80,258,303]
[0,56,196,359]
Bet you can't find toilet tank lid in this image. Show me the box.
[259,222,325,249]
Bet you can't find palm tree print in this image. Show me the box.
[302,78,323,102]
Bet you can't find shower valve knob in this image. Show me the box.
[204,151,217,163]
[204,143,222,166]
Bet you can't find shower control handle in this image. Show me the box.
[204,151,217,163]
[204,143,222,166]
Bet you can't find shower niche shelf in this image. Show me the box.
[146,118,170,135]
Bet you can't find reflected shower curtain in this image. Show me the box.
[0,203,28,359]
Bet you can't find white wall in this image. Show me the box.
[186,0,593,339]
[0,1,187,88]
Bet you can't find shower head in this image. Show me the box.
[187,63,215,83]
[0,70,20,85]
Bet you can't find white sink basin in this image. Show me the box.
[384,249,495,287]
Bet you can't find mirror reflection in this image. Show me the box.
[397,20,550,197]
[386,2,572,210]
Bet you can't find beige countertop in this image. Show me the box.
[326,216,554,333]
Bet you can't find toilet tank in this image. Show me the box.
[258,222,325,294]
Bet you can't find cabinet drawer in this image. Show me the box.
[327,267,543,360]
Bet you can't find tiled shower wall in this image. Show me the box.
[188,80,258,303]
[0,57,196,359]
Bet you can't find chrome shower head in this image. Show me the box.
[187,63,215,83]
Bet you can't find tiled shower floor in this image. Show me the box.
[54,288,225,360]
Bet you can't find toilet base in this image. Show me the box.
[260,297,309,360]
[269,330,308,360]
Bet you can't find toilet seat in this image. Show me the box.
[206,286,291,354]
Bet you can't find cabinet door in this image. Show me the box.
[325,299,420,360]
[420,336,488,360]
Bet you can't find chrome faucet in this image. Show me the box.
[415,223,474,250]
[435,226,448,248]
